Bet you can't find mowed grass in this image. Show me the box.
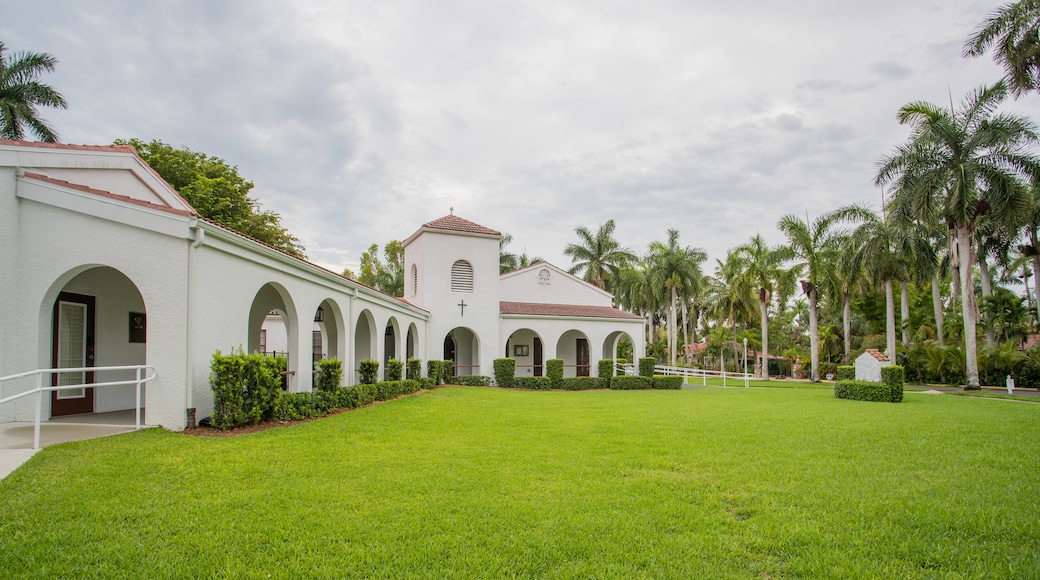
[1,387,1037,579]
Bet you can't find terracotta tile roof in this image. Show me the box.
[863,349,889,362]
[21,171,196,218]
[500,301,643,320]
[424,214,501,236]
[0,139,137,154]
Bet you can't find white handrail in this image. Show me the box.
[0,365,156,449]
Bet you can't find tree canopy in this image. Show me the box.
[0,41,67,142]
[344,241,403,296]
[117,138,305,257]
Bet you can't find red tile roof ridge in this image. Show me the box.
[863,349,889,361]
[22,171,196,218]
[0,139,137,154]
[423,214,501,236]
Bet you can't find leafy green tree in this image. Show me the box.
[499,233,542,273]
[731,234,795,379]
[563,219,636,291]
[117,138,305,257]
[648,229,706,367]
[964,0,1040,97]
[0,41,67,142]
[355,241,404,296]
[877,82,1040,389]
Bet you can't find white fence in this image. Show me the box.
[616,363,754,387]
[0,365,155,449]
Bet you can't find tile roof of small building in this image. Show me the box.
[500,301,643,320]
[423,214,501,236]
[863,348,889,361]
[22,171,195,218]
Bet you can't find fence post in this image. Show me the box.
[135,366,142,430]
[34,372,43,450]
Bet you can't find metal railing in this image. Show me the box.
[616,363,754,387]
[0,365,156,449]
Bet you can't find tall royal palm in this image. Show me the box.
[563,219,636,291]
[648,229,706,367]
[877,82,1040,389]
[0,42,67,142]
[778,211,844,382]
[731,234,794,380]
[964,0,1040,97]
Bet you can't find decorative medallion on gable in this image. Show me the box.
[537,268,552,286]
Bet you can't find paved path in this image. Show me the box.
[0,420,139,480]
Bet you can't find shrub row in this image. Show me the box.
[272,379,428,422]
[834,366,903,403]
[836,365,855,381]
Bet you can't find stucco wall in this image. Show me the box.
[499,263,613,307]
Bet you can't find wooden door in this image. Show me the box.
[576,338,590,377]
[51,292,95,416]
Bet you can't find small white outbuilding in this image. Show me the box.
[855,349,892,382]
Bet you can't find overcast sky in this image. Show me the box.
[7,1,1040,276]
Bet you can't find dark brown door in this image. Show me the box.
[443,335,456,364]
[533,337,543,377]
[51,292,95,416]
[576,338,590,377]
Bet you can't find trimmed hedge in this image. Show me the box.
[639,357,656,377]
[418,377,436,390]
[427,360,442,384]
[406,358,422,380]
[835,379,897,402]
[653,376,683,390]
[836,365,855,381]
[314,358,343,392]
[882,365,904,403]
[359,359,379,384]
[494,358,516,387]
[512,376,552,390]
[610,376,653,390]
[386,358,404,381]
[442,359,455,384]
[546,359,564,389]
[561,376,602,391]
[450,375,492,386]
[598,359,615,388]
[210,350,286,430]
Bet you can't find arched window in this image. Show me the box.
[451,260,474,293]
[410,264,418,296]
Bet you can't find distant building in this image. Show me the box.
[855,349,892,382]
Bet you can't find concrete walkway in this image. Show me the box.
[0,410,141,480]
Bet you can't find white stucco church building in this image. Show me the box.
[0,140,644,431]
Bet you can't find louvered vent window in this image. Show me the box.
[451,260,474,293]
[411,264,418,296]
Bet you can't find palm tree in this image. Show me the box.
[563,219,636,291]
[616,260,663,346]
[778,211,846,382]
[878,82,1040,389]
[0,42,68,142]
[500,233,519,274]
[706,251,757,369]
[730,234,795,380]
[964,0,1040,97]
[648,229,706,367]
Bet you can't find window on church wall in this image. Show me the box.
[450,260,474,293]
[411,264,418,296]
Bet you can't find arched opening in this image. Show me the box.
[250,282,298,389]
[506,328,544,377]
[443,327,479,376]
[354,309,376,382]
[406,323,418,360]
[42,266,147,418]
[313,299,344,366]
[384,317,400,380]
[556,330,591,377]
[603,331,635,361]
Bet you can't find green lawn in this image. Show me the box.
[1,387,1037,579]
